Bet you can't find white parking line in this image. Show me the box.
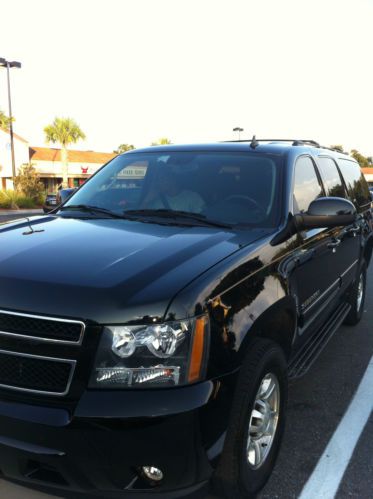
[299,356,373,499]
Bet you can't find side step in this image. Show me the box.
[288,302,351,379]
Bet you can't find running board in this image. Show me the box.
[288,302,351,379]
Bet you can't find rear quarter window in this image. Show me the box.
[337,158,371,208]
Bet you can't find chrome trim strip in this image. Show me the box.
[0,349,76,397]
[341,259,358,279]
[303,278,340,314]
[303,260,358,316]
[0,309,85,345]
[299,286,340,334]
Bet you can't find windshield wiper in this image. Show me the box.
[59,204,126,219]
[58,205,231,228]
[123,209,232,228]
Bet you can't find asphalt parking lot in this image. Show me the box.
[0,212,372,498]
[258,264,373,499]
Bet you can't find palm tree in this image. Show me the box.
[44,117,86,187]
[151,137,172,146]
[114,144,135,154]
[330,145,344,153]
[0,109,12,129]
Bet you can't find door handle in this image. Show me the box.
[327,238,341,253]
[348,226,360,237]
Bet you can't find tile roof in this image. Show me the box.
[29,147,117,164]
[0,127,29,143]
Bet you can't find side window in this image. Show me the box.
[317,157,346,198]
[293,156,323,213]
[337,158,371,207]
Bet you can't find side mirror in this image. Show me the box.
[294,197,356,230]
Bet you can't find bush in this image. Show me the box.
[35,193,46,206]
[0,190,41,209]
[14,163,44,201]
[16,197,36,208]
[0,190,20,209]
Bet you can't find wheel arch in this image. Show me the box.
[240,296,297,362]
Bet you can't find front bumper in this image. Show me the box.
[0,378,235,498]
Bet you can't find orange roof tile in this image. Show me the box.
[29,147,117,164]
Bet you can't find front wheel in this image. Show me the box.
[212,339,288,498]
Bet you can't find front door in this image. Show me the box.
[289,156,344,339]
[315,156,361,293]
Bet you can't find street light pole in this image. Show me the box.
[6,62,16,183]
[0,58,21,186]
[233,126,244,141]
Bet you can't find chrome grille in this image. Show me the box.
[0,349,75,396]
[0,310,85,396]
[0,310,85,344]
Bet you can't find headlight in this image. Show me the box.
[89,315,209,389]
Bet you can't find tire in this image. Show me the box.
[344,261,367,326]
[212,338,288,499]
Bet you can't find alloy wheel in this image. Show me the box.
[247,373,280,469]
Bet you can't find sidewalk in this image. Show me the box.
[0,209,43,216]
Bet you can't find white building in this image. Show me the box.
[29,147,117,191]
[0,127,117,192]
[0,127,30,189]
[361,168,373,187]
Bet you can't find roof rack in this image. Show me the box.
[223,138,321,148]
[223,138,350,155]
[318,145,349,155]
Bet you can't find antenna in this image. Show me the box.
[250,135,259,149]
[22,218,44,236]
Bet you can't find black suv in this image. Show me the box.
[0,139,371,498]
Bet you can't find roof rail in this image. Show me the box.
[223,138,321,148]
[318,145,349,155]
[222,139,350,155]
[291,140,320,147]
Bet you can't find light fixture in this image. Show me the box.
[141,466,163,482]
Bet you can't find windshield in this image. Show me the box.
[61,151,283,227]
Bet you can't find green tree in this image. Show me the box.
[0,109,13,129]
[44,117,86,187]
[14,163,44,200]
[151,137,172,146]
[350,149,370,168]
[330,144,345,153]
[114,144,135,154]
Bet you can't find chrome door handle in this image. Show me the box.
[327,239,341,252]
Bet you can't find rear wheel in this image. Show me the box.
[344,262,366,326]
[212,339,288,498]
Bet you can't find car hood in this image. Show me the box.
[0,216,269,323]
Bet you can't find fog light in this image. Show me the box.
[142,466,163,482]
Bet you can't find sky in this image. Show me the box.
[0,0,372,155]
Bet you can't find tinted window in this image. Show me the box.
[317,157,346,198]
[62,152,283,227]
[337,158,371,207]
[293,156,323,212]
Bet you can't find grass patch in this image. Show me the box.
[0,190,41,209]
